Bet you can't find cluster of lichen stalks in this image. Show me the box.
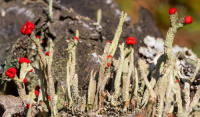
[1,6,200,117]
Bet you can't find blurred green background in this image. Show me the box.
[115,0,200,56]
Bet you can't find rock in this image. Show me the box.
[0,0,135,90]
[133,6,163,62]
[0,0,136,111]
[0,0,166,112]
[0,95,26,117]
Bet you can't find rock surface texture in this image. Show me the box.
[0,0,164,116]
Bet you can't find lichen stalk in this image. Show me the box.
[156,61,174,117]
[138,59,156,116]
[100,72,111,94]
[30,32,47,68]
[122,47,134,110]
[66,57,72,107]
[164,55,179,115]
[174,82,183,116]
[138,59,156,102]
[188,85,200,113]
[71,74,79,100]
[12,75,26,100]
[186,60,200,113]
[164,75,175,115]
[113,58,120,71]
[47,38,58,116]
[190,59,200,83]
[113,43,125,101]
[87,70,97,111]
[95,12,127,109]
[65,32,79,107]
[49,0,53,21]
[164,12,185,59]
[133,67,138,97]
[69,30,79,81]
[97,9,102,25]
[140,63,155,108]
[98,57,112,108]
[27,90,35,117]
[184,82,190,111]
[108,11,127,56]
[99,72,110,108]
[141,53,166,107]
[17,62,30,99]
[97,41,110,89]
[94,42,110,109]
[19,63,29,80]
[69,39,78,83]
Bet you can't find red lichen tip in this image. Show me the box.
[45,52,49,56]
[74,36,79,41]
[169,8,177,15]
[36,35,40,38]
[184,16,193,24]
[34,87,40,96]
[26,104,33,108]
[26,104,30,109]
[107,54,112,59]
[107,63,111,67]
[23,78,27,83]
[29,69,33,72]
[126,37,136,45]
[5,67,17,79]
[35,90,39,96]
[19,57,30,64]
[21,21,35,35]
[48,96,51,101]
[35,86,40,90]
[107,40,111,43]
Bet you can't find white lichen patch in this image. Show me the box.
[154,38,164,53]
[115,9,121,16]
[1,8,6,17]
[32,43,36,50]
[143,35,156,47]
[6,6,35,19]
[125,16,131,22]
[92,53,101,64]
[139,35,197,63]
[139,47,155,59]
[139,35,164,62]
[82,22,90,29]
[106,0,112,4]
[172,45,197,60]
[136,26,142,33]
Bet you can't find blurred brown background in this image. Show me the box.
[115,0,200,56]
